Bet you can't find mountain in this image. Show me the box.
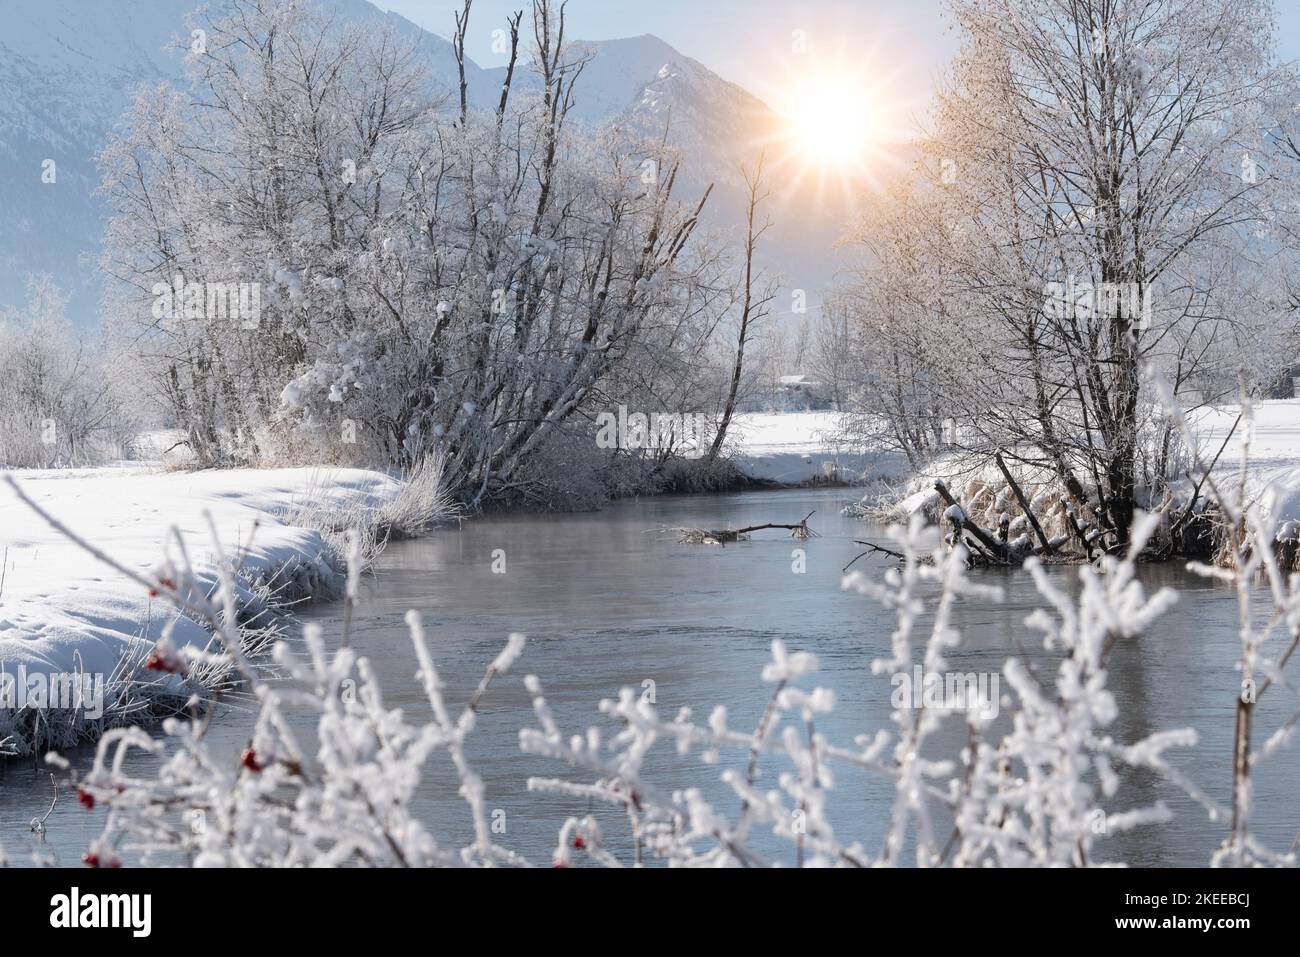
[0,0,470,324]
[0,0,183,323]
[0,0,850,328]
[590,36,857,299]
[479,33,809,271]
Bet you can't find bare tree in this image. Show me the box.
[709,155,775,461]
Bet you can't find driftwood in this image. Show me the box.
[678,511,817,545]
[1062,501,1093,555]
[933,480,1014,563]
[995,452,1054,556]
[842,540,929,572]
[848,481,1023,570]
[852,459,1140,570]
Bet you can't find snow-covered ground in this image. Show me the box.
[731,411,907,484]
[0,467,399,728]
[1187,399,1300,525]
[844,398,1300,526]
[1193,399,1300,470]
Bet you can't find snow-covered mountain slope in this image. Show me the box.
[0,0,186,324]
[482,32,854,307]
[0,0,475,325]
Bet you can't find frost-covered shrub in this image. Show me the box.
[30,504,1293,868]
[493,422,745,512]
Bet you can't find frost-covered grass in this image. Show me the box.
[33,485,1296,868]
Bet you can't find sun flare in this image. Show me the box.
[783,74,876,169]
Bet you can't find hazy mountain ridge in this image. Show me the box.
[0,0,188,320]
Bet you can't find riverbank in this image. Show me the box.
[0,466,404,755]
[845,398,1300,561]
[0,415,860,757]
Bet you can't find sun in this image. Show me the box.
[746,34,921,205]
[783,74,876,169]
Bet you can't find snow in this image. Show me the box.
[1191,398,1300,471]
[852,399,1300,526]
[1188,399,1300,525]
[0,466,400,686]
[730,411,906,484]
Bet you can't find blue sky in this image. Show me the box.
[371,0,960,105]
[372,0,1300,105]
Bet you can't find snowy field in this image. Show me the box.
[0,467,398,704]
[730,411,907,484]
[1182,399,1300,523]
[1194,399,1300,469]
[728,402,1300,491]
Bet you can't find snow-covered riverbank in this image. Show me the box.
[0,466,401,754]
[844,398,1300,543]
[1192,399,1300,523]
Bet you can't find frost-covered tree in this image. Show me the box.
[99,0,728,505]
[843,0,1299,544]
[0,276,132,467]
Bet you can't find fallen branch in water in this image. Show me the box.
[842,540,923,572]
[678,511,818,545]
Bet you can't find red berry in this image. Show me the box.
[145,649,183,674]
[82,853,98,867]
[571,835,586,849]
[240,747,263,772]
[77,788,94,810]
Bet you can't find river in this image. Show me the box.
[1,487,1293,866]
